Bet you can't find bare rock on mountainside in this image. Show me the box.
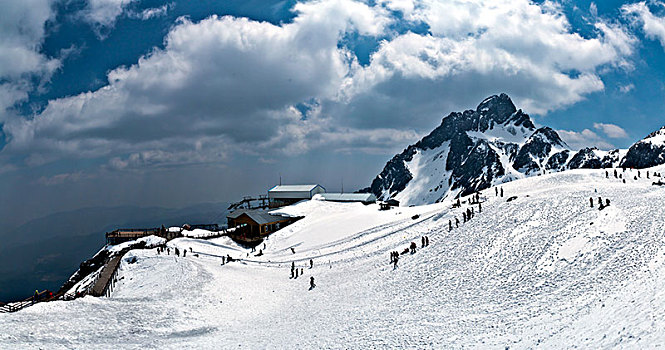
[363,94,665,205]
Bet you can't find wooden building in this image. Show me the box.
[106,228,162,245]
[379,199,400,211]
[268,184,326,208]
[227,209,298,242]
[105,226,181,245]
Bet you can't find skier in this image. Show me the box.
[291,247,296,254]
[495,187,498,196]
[310,259,313,269]
[500,187,504,197]
[463,212,467,223]
[425,236,430,246]
[310,276,316,290]
[598,197,602,206]
[410,242,417,254]
[183,250,186,257]
[590,197,593,208]
[295,268,299,278]
[421,236,426,248]
[614,169,618,178]
[221,256,225,265]
[605,170,608,178]
[479,202,482,213]
[393,254,399,269]
[449,220,452,231]
[455,217,459,228]
[606,199,610,207]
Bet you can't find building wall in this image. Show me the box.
[310,186,326,197]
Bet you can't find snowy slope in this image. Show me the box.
[2,166,665,348]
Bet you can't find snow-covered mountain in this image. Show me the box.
[621,126,665,168]
[3,166,665,348]
[364,94,665,205]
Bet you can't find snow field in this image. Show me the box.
[1,166,665,348]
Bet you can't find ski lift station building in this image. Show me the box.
[268,184,326,208]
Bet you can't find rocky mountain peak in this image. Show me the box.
[476,93,517,124]
[645,125,665,139]
[620,124,665,168]
[364,96,665,206]
[529,127,567,148]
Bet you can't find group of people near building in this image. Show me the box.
[156,246,193,257]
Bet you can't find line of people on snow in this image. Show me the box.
[389,235,431,269]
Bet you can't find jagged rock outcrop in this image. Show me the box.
[567,148,603,169]
[620,126,665,168]
[513,127,567,174]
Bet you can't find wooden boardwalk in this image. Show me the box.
[90,255,123,297]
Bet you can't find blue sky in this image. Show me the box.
[1,0,665,226]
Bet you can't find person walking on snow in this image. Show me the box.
[590,197,593,208]
[449,220,452,231]
[310,259,313,269]
[310,276,316,290]
[455,217,459,228]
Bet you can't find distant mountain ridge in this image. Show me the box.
[362,93,665,205]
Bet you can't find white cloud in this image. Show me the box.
[81,0,135,36]
[622,1,665,49]
[590,2,598,18]
[593,122,629,139]
[0,0,60,120]
[619,83,635,93]
[0,0,639,172]
[128,3,172,21]
[3,0,393,166]
[348,0,636,115]
[557,128,614,150]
